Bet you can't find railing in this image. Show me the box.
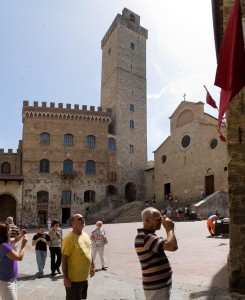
[0,174,24,184]
[61,170,77,178]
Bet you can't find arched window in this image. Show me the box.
[63,159,73,175]
[84,190,95,202]
[108,138,116,150]
[1,162,11,174]
[64,134,73,146]
[130,120,134,129]
[130,42,135,50]
[86,160,95,174]
[37,191,49,203]
[61,191,71,204]
[129,145,134,154]
[130,104,134,112]
[86,135,95,148]
[40,159,49,173]
[40,132,50,145]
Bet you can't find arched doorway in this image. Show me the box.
[0,194,17,222]
[125,182,137,202]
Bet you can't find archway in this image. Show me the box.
[0,194,17,222]
[125,182,137,202]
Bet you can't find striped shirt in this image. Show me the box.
[135,228,172,290]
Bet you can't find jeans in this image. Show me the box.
[144,285,172,300]
[49,247,61,273]
[36,250,47,275]
[0,279,17,300]
[65,281,88,300]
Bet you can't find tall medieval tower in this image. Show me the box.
[101,8,148,202]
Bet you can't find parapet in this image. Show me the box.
[23,100,111,113]
[0,148,21,154]
[101,8,148,48]
[22,101,112,123]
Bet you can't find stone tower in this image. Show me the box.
[101,8,148,202]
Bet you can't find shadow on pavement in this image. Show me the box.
[211,264,229,289]
[189,264,230,299]
[18,274,36,281]
[18,273,63,281]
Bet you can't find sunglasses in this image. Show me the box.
[76,217,84,221]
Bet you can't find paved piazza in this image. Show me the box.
[3,220,234,300]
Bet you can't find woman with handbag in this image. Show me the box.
[90,221,108,271]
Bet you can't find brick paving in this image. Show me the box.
[2,220,243,299]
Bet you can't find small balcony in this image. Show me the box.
[61,170,77,179]
[0,174,24,185]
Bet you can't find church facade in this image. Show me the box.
[0,8,148,225]
[146,100,228,203]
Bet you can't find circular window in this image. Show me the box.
[210,139,218,149]
[161,155,167,164]
[181,135,191,148]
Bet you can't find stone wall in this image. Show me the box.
[221,0,245,294]
[193,191,228,220]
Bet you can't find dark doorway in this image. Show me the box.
[0,194,16,222]
[62,208,70,224]
[37,210,47,225]
[164,183,171,200]
[125,182,137,202]
[205,175,214,195]
[107,185,117,196]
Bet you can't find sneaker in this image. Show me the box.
[51,272,56,276]
[101,267,107,271]
[56,269,61,274]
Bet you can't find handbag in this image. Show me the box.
[103,230,108,244]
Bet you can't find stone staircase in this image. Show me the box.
[86,194,223,225]
[110,201,143,223]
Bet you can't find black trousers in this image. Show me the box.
[65,281,88,300]
[49,247,61,273]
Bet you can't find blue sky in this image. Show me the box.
[0,0,220,160]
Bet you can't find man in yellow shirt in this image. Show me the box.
[62,214,95,300]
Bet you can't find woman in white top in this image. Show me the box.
[90,221,108,270]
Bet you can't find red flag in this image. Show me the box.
[219,132,227,142]
[214,0,245,130]
[204,85,218,109]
